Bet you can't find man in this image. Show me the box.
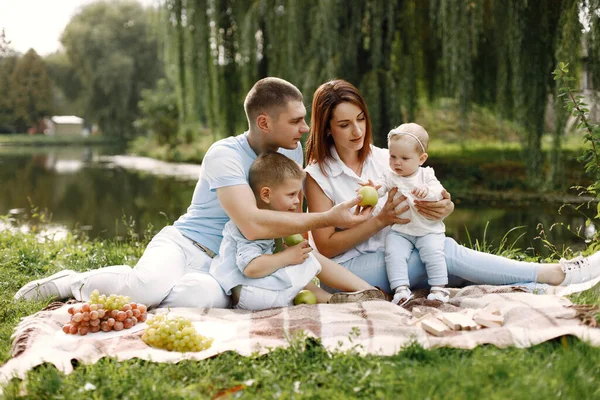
[14,78,374,308]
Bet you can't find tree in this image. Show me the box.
[44,51,85,117]
[162,0,600,189]
[10,49,54,133]
[61,0,163,138]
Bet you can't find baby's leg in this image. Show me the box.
[384,231,414,291]
[414,233,448,287]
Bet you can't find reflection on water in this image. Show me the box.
[0,145,593,255]
[0,146,195,240]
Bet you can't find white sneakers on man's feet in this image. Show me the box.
[13,270,76,301]
[560,252,600,286]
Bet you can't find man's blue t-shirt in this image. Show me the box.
[173,132,304,255]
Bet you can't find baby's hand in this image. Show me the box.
[356,179,382,191]
[281,241,312,266]
[412,186,429,199]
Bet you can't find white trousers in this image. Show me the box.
[236,253,322,311]
[69,226,231,308]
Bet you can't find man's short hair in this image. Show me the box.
[244,77,303,126]
[249,152,305,194]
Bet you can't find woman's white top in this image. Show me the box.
[305,145,391,264]
[377,166,446,236]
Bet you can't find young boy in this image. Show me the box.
[211,152,384,310]
[375,123,449,305]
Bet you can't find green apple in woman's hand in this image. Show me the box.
[358,186,378,207]
[284,234,305,247]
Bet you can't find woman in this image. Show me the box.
[304,79,600,294]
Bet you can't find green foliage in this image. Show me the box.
[554,61,600,248]
[8,49,54,133]
[135,78,179,145]
[0,55,18,133]
[159,0,600,188]
[44,51,84,117]
[554,62,600,191]
[61,0,163,138]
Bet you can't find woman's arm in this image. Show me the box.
[305,174,409,258]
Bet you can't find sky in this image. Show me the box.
[0,0,156,56]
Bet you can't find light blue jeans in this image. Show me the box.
[385,231,447,290]
[323,238,539,294]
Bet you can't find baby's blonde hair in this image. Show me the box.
[387,123,429,154]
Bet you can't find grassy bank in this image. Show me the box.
[0,134,122,147]
[2,224,600,398]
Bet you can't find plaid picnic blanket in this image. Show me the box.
[2,280,600,389]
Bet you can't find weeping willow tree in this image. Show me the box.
[161,0,600,187]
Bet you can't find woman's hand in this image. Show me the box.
[375,187,411,227]
[414,189,454,220]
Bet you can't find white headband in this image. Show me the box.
[387,129,426,153]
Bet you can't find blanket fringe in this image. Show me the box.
[568,304,600,327]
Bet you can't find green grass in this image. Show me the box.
[2,224,600,398]
[0,134,122,147]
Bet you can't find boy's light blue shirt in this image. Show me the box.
[173,132,303,255]
[210,220,293,295]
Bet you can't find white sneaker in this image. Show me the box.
[560,252,600,286]
[391,286,413,306]
[427,286,450,303]
[13,270,76,301]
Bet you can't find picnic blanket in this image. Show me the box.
[2,280,600,388]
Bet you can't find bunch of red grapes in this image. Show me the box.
[62,290,148,336]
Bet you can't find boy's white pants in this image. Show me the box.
[236,253,322,311]
[69,226,231,308]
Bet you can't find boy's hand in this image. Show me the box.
[412,186,429,199]
[281,240,312,266]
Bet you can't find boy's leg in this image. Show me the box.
[414,233,448,287]
[314,253,385,302]
[314,253,376,292]
[304,281,332,303]
[236,285,285,311]
[384,231,414,291]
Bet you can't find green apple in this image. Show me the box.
[274,237,284,253]
[358,186,378,207]
[284,233,305,247]
[293,289,317,305]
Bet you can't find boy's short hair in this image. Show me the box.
[244,77,303,127]
[249,152,305,194]
[388,123,430,154]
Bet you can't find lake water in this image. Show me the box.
[0,145,594,256]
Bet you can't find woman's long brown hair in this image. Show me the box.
[305,80,373,175]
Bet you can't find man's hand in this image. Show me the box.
[412,185,429,199]
[414,189,454,220]
[281,241,312,266]
[327,195,374,228]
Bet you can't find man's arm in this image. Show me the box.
[217,184,372,240]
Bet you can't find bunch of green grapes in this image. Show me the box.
[142,315,213,352]
[63,301,148,335]
[89,289,132,311]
